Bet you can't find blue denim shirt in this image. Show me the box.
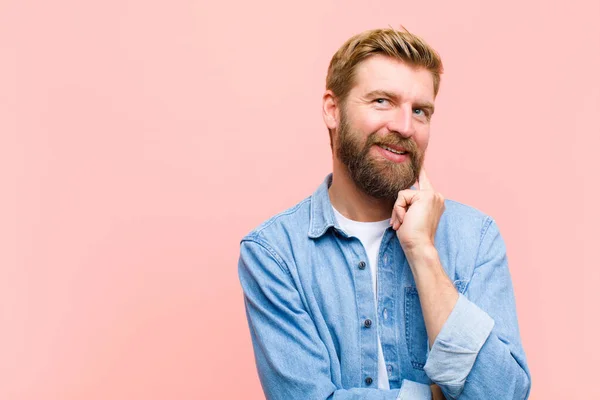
[238,174,531,399]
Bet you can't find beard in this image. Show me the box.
[335,109,425,202]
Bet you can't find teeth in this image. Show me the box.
[382,146,406,155]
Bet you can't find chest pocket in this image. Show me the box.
[404,280,470,370]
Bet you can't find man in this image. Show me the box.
[238,27,531,399]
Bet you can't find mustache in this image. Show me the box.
[366,135,419,153]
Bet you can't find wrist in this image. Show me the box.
[403,242,438,262]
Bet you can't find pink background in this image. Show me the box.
[2,0,599,399]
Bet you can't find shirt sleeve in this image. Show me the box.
[423,218,532,399]
[397,380,432,399]
[238,238,430,400]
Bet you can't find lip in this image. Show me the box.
[379,143,408,153]
[374,145,410,163]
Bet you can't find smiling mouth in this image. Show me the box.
[378,145,408,155]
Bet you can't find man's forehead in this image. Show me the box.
[352,55,435,101]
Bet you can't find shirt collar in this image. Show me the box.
[308,173,416,239]
[308,173,341,239]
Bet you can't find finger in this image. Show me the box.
[395,189,419,208]
[393,204,405,230]
[393,189,418,229]
[391,205,401,231]
[417,167,434,191]
[393,212,402,230]
[395,213,403,230]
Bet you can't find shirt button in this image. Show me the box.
[364,319,372,328]
[365,376,373,385]
[387,365,393,374]
[358,261,366,270]
[383,308,388,320]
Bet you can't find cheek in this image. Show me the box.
[415,131,430,151]
[352,109,388,133]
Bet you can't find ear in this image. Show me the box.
[322,90,339,131]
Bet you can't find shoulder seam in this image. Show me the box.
[240,237,292,278]
[473,216,495,268]
[479,216,494,242]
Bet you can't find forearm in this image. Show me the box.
[421,218,531,399]
[404,244,459,347]
[405,246,530,399]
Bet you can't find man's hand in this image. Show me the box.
[431,384,446,400]
[390,168,445,252]
[390,167,458,347]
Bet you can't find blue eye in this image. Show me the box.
[414,108,423,115]
[375,98,389,104]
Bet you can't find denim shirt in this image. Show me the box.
[238,174,531,400]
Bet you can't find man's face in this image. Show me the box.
[334,55,435,201]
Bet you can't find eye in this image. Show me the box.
[413,108,430,119]
[374,98,390,105]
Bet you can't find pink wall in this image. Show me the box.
[2,0,599,398]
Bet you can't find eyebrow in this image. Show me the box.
[364,89,435,115]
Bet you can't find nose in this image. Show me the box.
[386,106,416,138]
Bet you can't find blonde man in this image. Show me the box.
[239,28,531,400]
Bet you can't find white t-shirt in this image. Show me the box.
[332,206,391,390]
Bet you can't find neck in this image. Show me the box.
[328,158,394,222]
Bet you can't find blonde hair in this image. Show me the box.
[326,27,444,103]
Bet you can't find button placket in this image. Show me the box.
[352,243,379,392]
[377,232,401,383]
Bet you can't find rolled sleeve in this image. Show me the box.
[423,293,494,397]
[396,380,431,400]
